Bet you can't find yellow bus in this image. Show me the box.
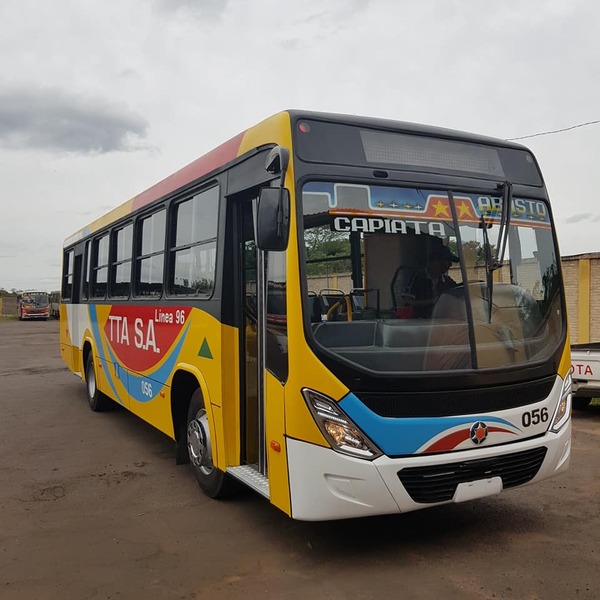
[60,111,572,520]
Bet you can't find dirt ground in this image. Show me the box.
[0,319,598,600]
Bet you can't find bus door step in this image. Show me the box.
[227,465,270,499]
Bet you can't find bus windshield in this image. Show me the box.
[20,292,49,307]
[301,182,563,373]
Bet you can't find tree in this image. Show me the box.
[304,225,352,276]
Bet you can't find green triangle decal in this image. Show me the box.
[198,337,213,359]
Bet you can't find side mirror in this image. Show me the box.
[257,187,290,251]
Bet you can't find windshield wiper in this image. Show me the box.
[493,181,513,270]
[481,215,494,322]
[481,181,513,322]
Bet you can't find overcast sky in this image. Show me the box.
[1,0,599,291]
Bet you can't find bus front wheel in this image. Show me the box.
[85,353,112,412]
[186,389,235,498]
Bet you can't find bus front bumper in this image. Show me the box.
[286,421,571,521]
[21,311,49,319]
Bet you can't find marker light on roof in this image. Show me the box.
[298,121,311,134]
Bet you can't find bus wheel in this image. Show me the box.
[572,396,592,410]
[85,354,112,412]
[186,389,234,498]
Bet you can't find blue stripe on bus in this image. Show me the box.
[339,392,517,456]
[88,305,123,404]
[124,321,191,403]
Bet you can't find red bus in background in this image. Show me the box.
[18,291,50,321]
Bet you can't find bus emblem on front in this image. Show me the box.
[470,422,488,445]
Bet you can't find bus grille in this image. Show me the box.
[397,447,547,504]
[358,376,555,417]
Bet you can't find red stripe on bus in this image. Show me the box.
[423,426,517,453]
[424,430,471,453]
[132,131,246,211]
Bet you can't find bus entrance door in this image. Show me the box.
[229,197,269,497]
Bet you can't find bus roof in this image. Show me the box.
[64,110,529,248]
[293,110,528,150]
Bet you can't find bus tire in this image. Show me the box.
[186,389,235,499]
[85,353,112,412]
[572,396,592,410]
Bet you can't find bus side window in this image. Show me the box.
[91,234,109,298]
[62,250,74,301]
[110,223,133,298]
[135,210,166,297]
[81,241,91,300]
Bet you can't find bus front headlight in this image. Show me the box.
[550,373,572,433]
[301,388,382,459]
